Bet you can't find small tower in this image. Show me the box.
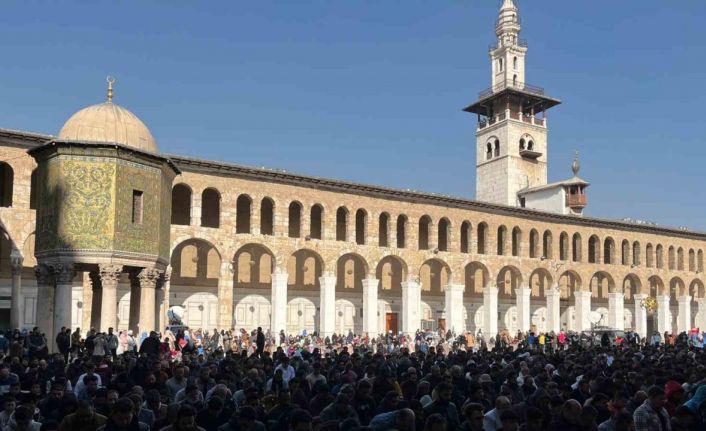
[464,0,561,207]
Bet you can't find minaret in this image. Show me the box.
[464,0,561,207]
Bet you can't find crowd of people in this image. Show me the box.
[0,324,704,431]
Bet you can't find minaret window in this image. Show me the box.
[499,58,503,72]
[494,139,500,157]
[513,56,518,70]
[513,74,517,87]
[486,143,493,160]
[519,138,525,151]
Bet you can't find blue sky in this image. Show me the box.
[2,0,705,230]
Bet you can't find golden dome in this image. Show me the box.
[58,78,157,153]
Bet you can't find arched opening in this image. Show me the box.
[494,139,500,157]
[530,269,553,299]
[396,215,407,248]
[355,209,367,245]
[29,169,38,210]
[590,272,614,302]
[183,241,216,274]
[336,207,348,241]
[486,143,493,160]
[288,202,302,238]
[632,242,641,267]
[529,229,539,258]
[201,188,220,228]
[310,204,323,240]
[646,243,654,268]
[378,212,390,247]
[698,250,704,272]
[260,198,274,235]
[543,230,553,259]
[419,259,450,295]
[0,162,13,208]
[437,218,450,252]
[464,262,489,298]
[477,222,488,254]
[513,74,517,87]
[511,227,522,257]
[670,277,686,299]
[623,274,641,302]
[668,246,675,270]
[460,221,472,253]
[513,56,517,69]
[336,253,368,291]
[689,249,696,272]
[648,276,665,297]
[233,243,275,288]
[677,247,685,270]
[288,249,324,290]
[558,270,582,301]
[622,240,630,266]
[572,233,582,262]
[656,245,664,269]
[377,256,407,291]
[235,195,252,234]
[418,215,431,250]
[690,279,705,300]
[171,183,192,225]
[559,232,569,260]
[604,237,615,264]
[497,266,522,299]
[588,235,600,264]
[497,225,508,255]
[499,58,503,71]
[519,138,526,151]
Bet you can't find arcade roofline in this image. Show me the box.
[1,127,704,241]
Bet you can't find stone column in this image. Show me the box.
[362,278,379,336]
[318,273,336,337]
[98,264,122,333]
[546,287,561,333]
[444,284,465,334]
[191,190,201,227]
[608,292,625,330]
[633,294,648,338]
[157,266,172,331]
[657,295,671,335]
[574,291,591,331]
[270,271,288,335]
[9,251,23,329]
[401,280,421,335]
[217,262,233,330]
[34,264,54,341]
[128,271,141,335]
[698,298,706,332]
[515,287,531,333]
[483,286,499,338]
[89,271,103,330]
[677,296,692,334]
[137,268,161,335]
[52,264,76,351]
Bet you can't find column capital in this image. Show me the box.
[362,278,379,289]
[98,264,123,284]
[271,271,289,283]
[34,264,53,285]
[515,287,531,296]
[574,290,591,299]
[52,263,75,284]
[319,273,336,284]
[10,251,23,276]
[608,292,623,299]
[633,293,648,300]
[401,280,421,290]
[444,284,465,293]
[678,295,692,303]
[484,286,499,295]
[138,268,162,288]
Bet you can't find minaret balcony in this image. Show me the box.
[566,194,587,208]
[477,111,546,131]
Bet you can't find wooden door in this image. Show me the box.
[386,313,398,334]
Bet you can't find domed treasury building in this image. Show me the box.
[0,0,704,341]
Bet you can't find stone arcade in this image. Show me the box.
[0,0,704,343]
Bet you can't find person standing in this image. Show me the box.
[106,328,119,359]
[56,327,71,362]
[255,327,265,357]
